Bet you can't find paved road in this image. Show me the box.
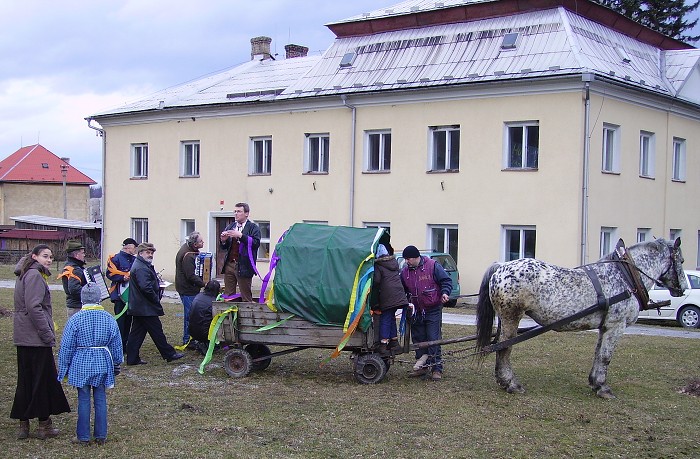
[5,281,695,339]
[442,312,700,339]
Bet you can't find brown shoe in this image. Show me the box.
[17,420,29,440]
[408,367,429,377]
[431,371,443,381]
[71,437,90,446]
[35,417,60,439]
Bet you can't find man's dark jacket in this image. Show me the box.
[127,255,164,317]
[219,220,261,278]
[61,256,87,309]
[175,242,205,296]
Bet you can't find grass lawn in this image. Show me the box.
[0,282,699,458]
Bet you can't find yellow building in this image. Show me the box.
[89,0,700,291]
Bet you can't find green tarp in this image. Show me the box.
[273,223,387,331]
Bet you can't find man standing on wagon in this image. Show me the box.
[219,202,260,301]
[400,245,452,381]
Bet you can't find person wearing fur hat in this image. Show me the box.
[371,244,407,355]
[105,238,138,351]
[58,240,88,318]
[125,242,184,365]
[400,245,452,381]
[57,283,123,446]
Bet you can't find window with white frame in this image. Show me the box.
[600,227,617,257]
[131,218,148,243]
[364,222,391,236]
[181,219,195,244]
[304,133,329,173]
[131,143,148,178]
[303,220,328,225]
[672,137,686,181]
[181,141,200,177]
[250,136,272,175]
[365,130,391,172]
[639,131,655,178]
[430,225,459,262]
[257,221,270,260]
[430,125,460,171]
[636,228,651,243]
[505,122,539,169]
[503,226,536,261]
[602,123,620,173]
[669,228,682,242]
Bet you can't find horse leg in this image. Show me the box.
[494,317,525,394]
[588,325,624,399]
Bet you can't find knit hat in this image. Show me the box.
[402,245,421,259]
[137,242,156,253]
[122,238,138,246]
[66,240,85,253]
[81,282,102,305]
[376,244,389,258]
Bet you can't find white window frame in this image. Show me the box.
[131,143,148,178]
[249,136,272,175]
[502,226,536,261]
[364,222,391,235]
[504,121,539,169]
[669,229,682,242]
[429,125,460,171]
[639,131,655,178]
[181,219,195,244]
[180,141,200,177]
[672,137,686,181]
[257,220,271,260]
[364,130,391,172]
[429,225,459,262]
[302,220,328,225]
[600,227,617,257]
[636,228,651,243]
[131,218,149,243]
[602,123,620,173]
[304,133,330,173]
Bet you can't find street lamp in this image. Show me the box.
[60,164,69,219]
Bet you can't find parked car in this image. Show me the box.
[639,270,700,328]
[395,250,461,307]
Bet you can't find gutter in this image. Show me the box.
[341,95,356,226]
[86,118,106,265]
[581,74,593,265]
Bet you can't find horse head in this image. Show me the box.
[657,238,687,297]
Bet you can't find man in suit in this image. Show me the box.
[219,202,261,301]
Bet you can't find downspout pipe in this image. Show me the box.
[341,95,356,227]
[86,118,106,265]
[580,74,593,265]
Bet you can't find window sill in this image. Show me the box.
[501,167,538,172]
[427,169,459,174]
[639,175,655,180]
[248,173,272,177]
[302,171,329,175]
[362,170,390,174]
[671,178,686,183]
[130,176,148,180]
[601,170,620,176]
[179,175,200,178]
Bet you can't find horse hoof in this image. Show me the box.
[506,384,525,394]
[595,387,616,399]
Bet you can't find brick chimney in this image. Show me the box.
[251,36,272,60]
[285,44,309,59]
[60,157,70,164]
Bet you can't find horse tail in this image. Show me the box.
[476,263,500,352]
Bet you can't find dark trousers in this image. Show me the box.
[126,316,177,365]
[411,306,443,372]
[113,299,132,352]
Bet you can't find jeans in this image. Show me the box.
[411,306,443,372]
[379,308,399,340]
[77,385,107,441]
[180,295,196,344]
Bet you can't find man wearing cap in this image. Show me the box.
[175,231,205,347]
[106,238,138,351]
[400,245,452,381]
[125,243,184,365]
[59,240,88,318]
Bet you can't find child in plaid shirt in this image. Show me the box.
[58,283,123,445]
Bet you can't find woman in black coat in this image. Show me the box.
[372,244,408,354]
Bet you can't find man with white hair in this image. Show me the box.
[175,231,205,347]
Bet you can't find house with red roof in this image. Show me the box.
[0,144,96,225]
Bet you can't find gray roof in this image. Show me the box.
[90,4,700,119]
[11,215,102,230]
[327,0,481,24]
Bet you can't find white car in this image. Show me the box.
[640,270,700,328]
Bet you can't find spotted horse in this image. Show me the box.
[475,238,686,398]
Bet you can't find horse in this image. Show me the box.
[475,238,686,398]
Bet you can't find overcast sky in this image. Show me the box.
[1,0,698,186]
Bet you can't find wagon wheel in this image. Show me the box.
[245,344,272,371]
[354,353,388,384]
[224,349,252,378]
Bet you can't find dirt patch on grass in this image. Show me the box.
[679,377,700,396]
